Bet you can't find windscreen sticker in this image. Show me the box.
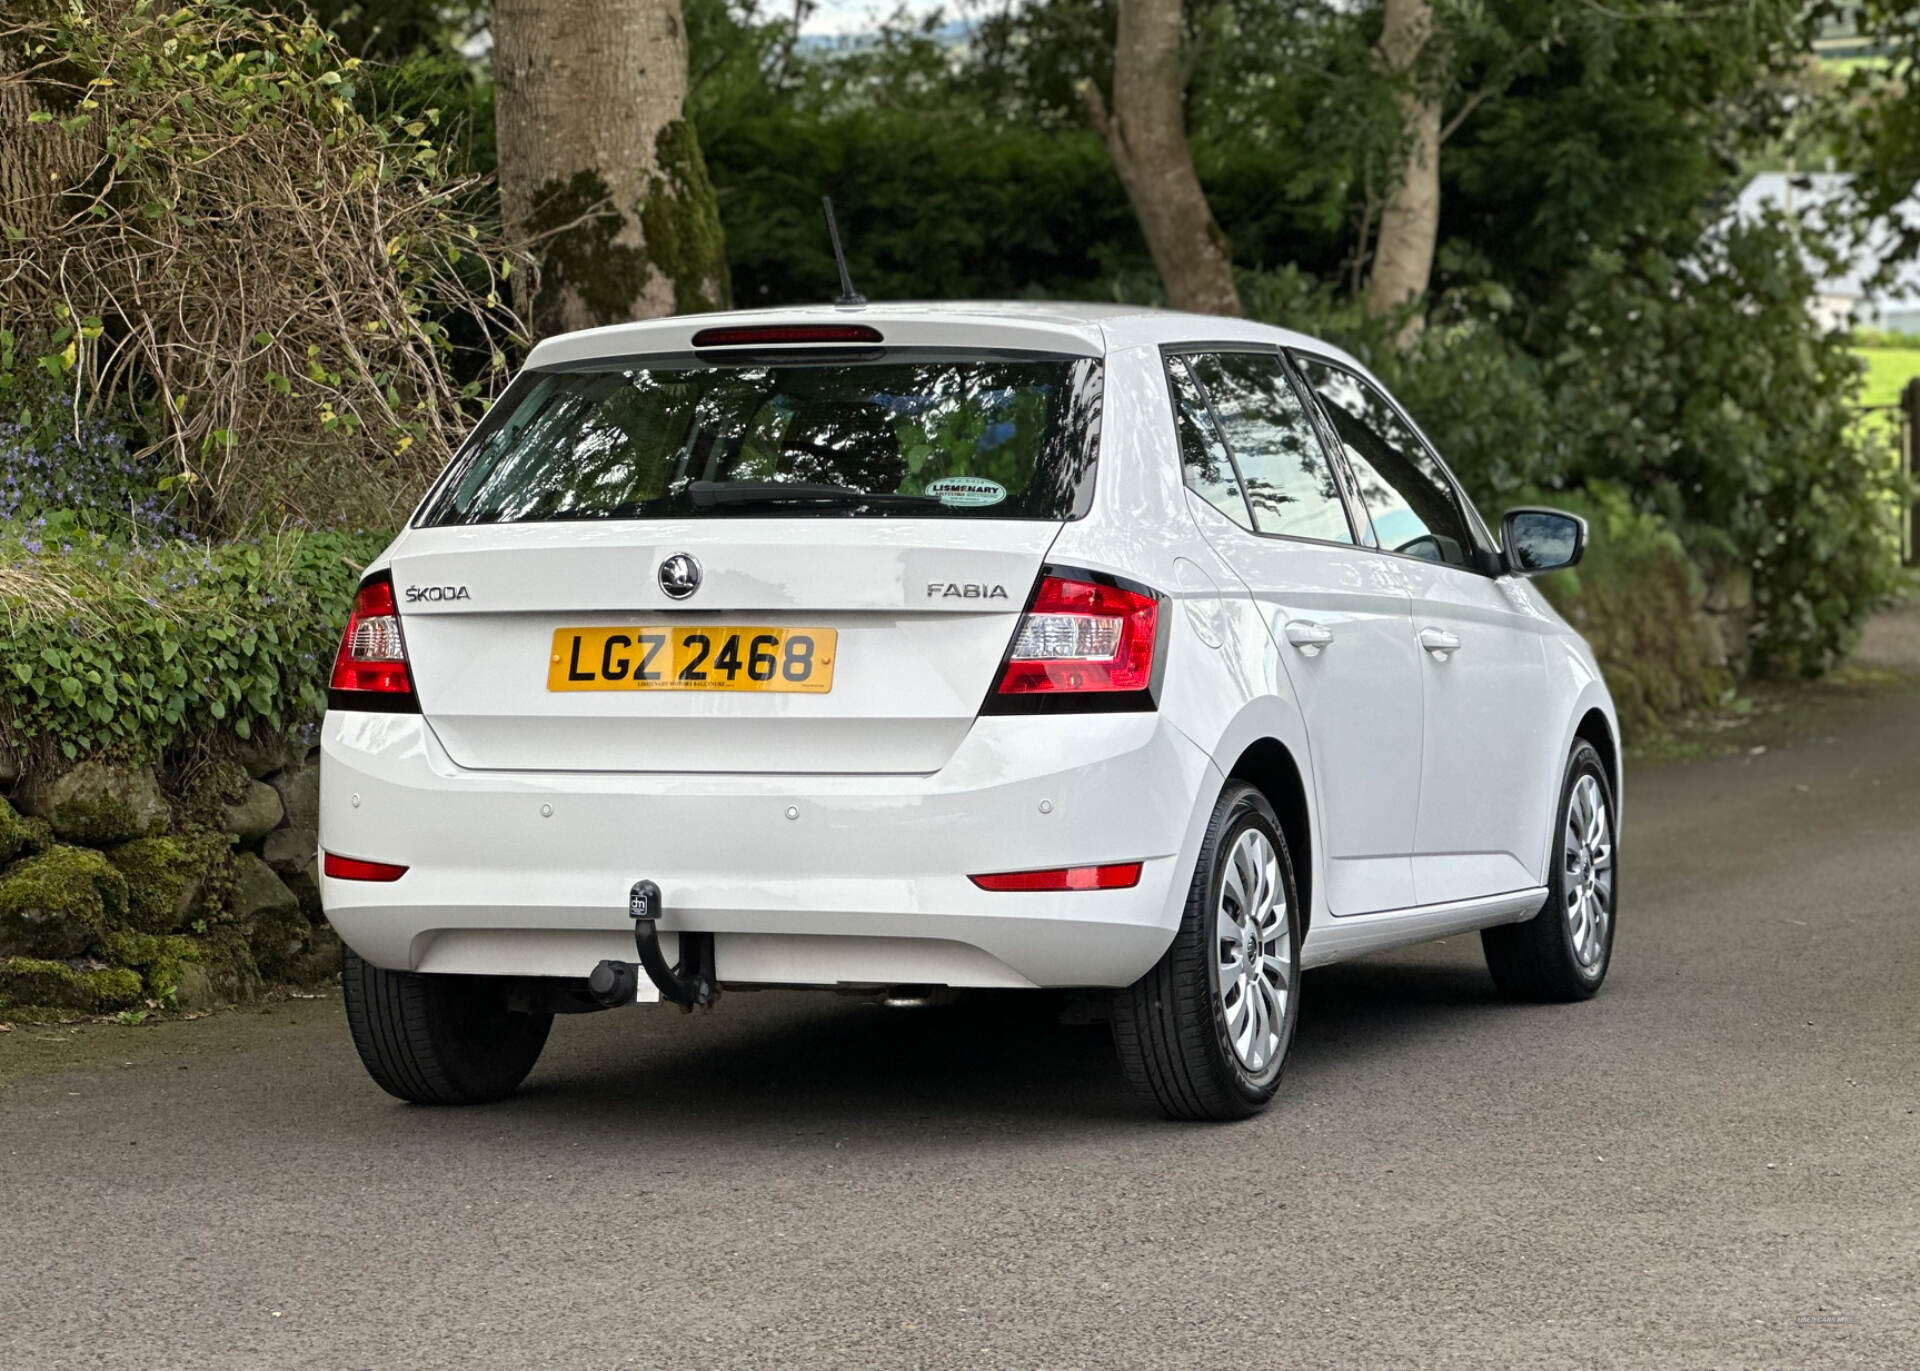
[926,476,1007,508]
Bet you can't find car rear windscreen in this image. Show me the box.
[416,353,1104,525]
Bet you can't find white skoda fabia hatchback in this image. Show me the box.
[321,303,1620,1119]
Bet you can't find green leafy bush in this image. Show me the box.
[0,530,384,768]
[1531,219,1905,676]
[1523,483,1730,738]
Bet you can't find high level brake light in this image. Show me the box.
[691,324,884,347]
[328,572,419,712]
[987,570,1161,707]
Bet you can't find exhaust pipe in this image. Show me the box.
[879,984,950,1009]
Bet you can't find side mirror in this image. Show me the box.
[1501,507,1587,576]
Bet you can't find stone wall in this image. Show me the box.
[0,746,335,1023]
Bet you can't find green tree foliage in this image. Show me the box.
[1815,1,1920,273]
[1254,211,1903,675]
[711,110,1142,305]
[9,0,1909,694]
[1539,223,1902,676]
[261,0,490,61]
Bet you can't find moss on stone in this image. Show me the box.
[1,797,54,865]
[0,1002,88,1025]
[0,956,144,1013]
[195,926,263,1006]
[106,836,203,933]
[52,791,138,846]
[0,845,130,959]
[170,961,218,1012]
[152,825,237,925]
[24,759,171,845]
[525,168,653,334]
[98,929,198,1004]
[639,119,731,316]
[180,759,251,829]
[234,851,311,981]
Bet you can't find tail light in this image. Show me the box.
[970,863,1142,892]
[984,569,1161,712]
[328,572,419,712]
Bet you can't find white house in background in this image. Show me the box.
[1733,172,1920,335]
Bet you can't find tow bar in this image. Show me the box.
[587,879,718,1011]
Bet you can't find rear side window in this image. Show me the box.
[418,355,1102,524]
[1292,356,1477,569]
[1166,354,1253,529]
[1187,352,1352,544]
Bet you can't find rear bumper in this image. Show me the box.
[319,710,1217,989]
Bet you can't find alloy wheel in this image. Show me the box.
[1213,827,1293,1073]
[1563,772,1614,971]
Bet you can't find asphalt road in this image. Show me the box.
[6,691,1920,1370]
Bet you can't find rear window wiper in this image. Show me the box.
[687,480,948,510]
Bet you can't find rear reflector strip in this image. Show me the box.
[323,853,409,882]
[691,324,884,347]
[969,863,1143,892]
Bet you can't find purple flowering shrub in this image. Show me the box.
[0,396,190,545]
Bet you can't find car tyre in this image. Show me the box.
[1112,782,1302,1121]
[1481,738,1617,1002]
[342,948,553,1104]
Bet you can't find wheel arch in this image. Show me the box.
[1538,693,1622,882]
[1224,737,1314,939]
[1574,706,1620,801]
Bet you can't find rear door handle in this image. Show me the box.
[1419,627,1462,660]
[1285,620,1334,656]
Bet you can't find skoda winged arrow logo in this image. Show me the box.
[658,552,702,600]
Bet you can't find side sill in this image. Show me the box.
[1299,887,1548,971]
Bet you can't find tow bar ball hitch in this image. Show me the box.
[588,880,718,1011]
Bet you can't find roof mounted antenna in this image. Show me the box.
[821,196,866,307]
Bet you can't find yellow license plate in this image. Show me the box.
[548,626,836,693]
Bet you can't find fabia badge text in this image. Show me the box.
[927,583,1009,600]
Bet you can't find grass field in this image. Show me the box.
[1856,345,1920,408]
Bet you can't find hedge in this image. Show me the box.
[0,530,385,768]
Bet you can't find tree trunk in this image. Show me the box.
[0,33,96,269]
[1364,0,1442,345]
[1080,0,1240,317]
[493,0,729,340]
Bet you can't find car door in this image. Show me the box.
[1291,353,1556,906]
[1165,349,1422,915]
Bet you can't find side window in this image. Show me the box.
[1188,352,1352,544]
[1293,356,1477,569]
[1165,354,1253,529]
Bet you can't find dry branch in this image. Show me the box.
[0,1,523,534]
